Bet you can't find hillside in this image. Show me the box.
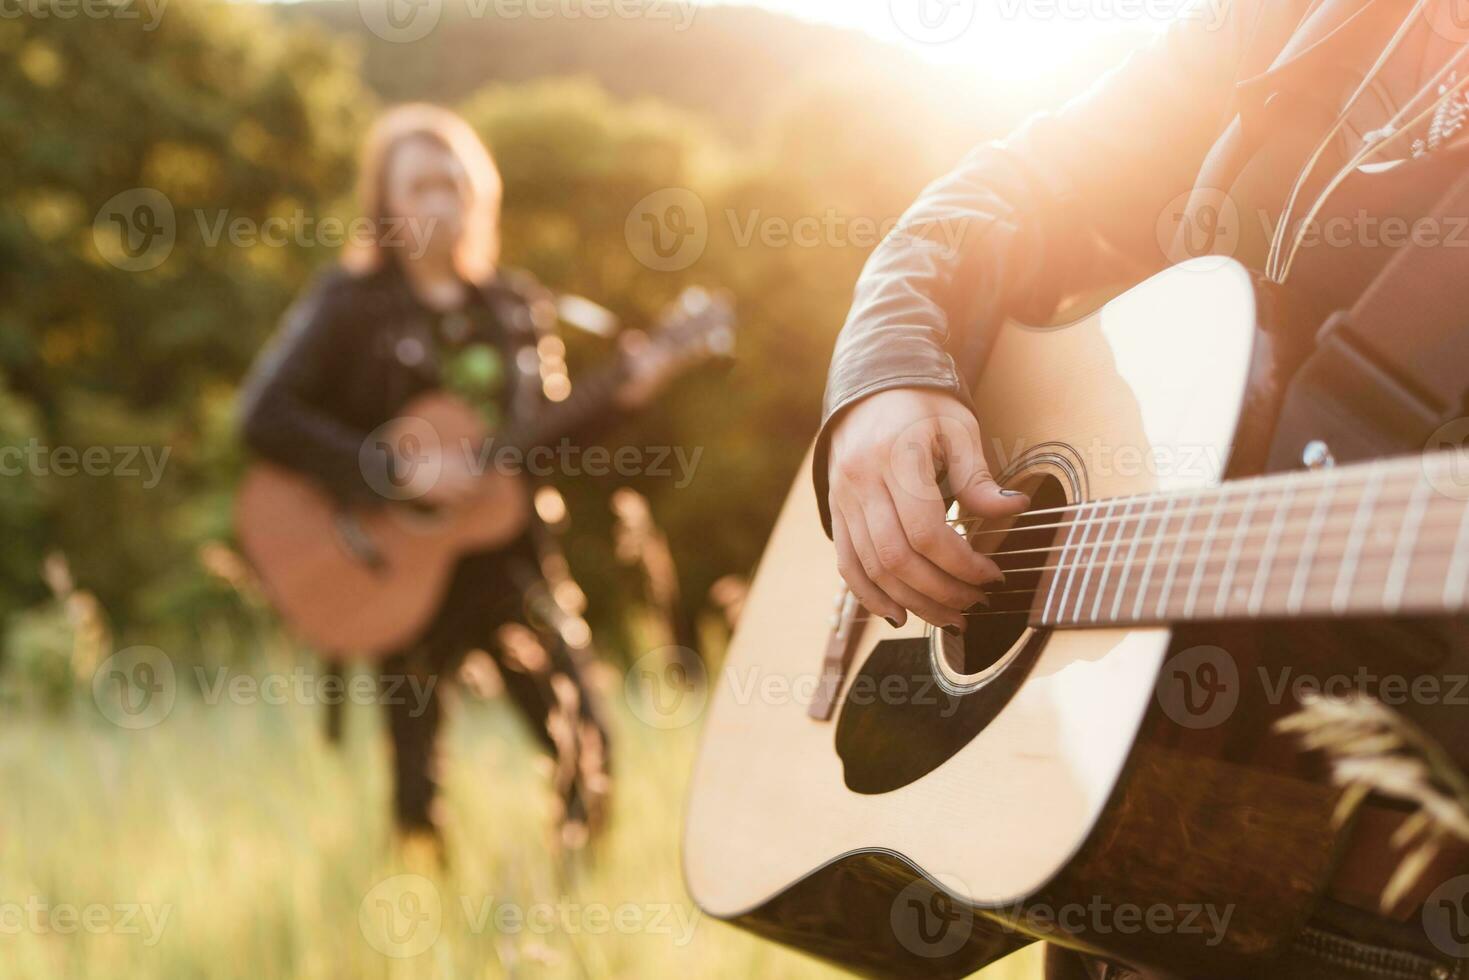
[271,1,1139,143]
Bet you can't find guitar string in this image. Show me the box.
[942,467,1450,546]
[956,481,1457,564]
[954,538,1469,619]
[932,479,1467,613]
[940,454,1440,530]
[957,514,1469,586]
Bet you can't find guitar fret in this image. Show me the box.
[1043,505,1090,623]
[1384,476,1431,612]
[1132,496,1177,621]
[1287,472,1338,614]
[1020,452,1469,628]
[1331,467,1384,614]
[1072,501,1117,622]
[1444,496,1469,609]
[1213,482,1261,617]
[1155,494,1201,619]
[1249,475,1298,616]
[1110,504,1150,621]
[1056,504,1104,624]
[1183,488,1230,618]
[1090,500,1134,622]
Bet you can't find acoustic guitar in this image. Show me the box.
[236,287,734,660]
[685,260,1469,977]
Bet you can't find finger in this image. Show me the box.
[832,504,906,627]
[842,497,967,631]
[884,435,1005,586]
[855,489,978,629]
[944,423,1031,522]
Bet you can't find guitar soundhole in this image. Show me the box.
[834,474,1066,795]
[938,473,1066,678]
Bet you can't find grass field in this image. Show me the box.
[0,658,1043,979]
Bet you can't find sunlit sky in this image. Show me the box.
[697,0,1187,79]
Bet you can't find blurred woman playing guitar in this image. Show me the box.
[239,104,681,857]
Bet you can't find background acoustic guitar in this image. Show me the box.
[236,287,734,660]
[685,260,1469,977]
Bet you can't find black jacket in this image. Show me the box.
[240,262,562,504]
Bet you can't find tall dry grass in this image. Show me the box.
[0,657,1042,979]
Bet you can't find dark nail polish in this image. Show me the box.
[943,625,963,637]
[886,617,902,628]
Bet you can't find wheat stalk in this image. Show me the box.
[1276,692,1469,912]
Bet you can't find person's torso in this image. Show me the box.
[1175,0,1469,326]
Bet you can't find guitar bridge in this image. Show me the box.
[808,590,868,721]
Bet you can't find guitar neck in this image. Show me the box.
[1031,451,1469,628]
[496,361,628,457]
[493,287,734,456]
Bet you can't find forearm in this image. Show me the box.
[835,147,1063,394]
[238,277,388,503]
[239,387,384,502]
[814,144,1068,534]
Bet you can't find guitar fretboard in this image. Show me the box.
[1031,451,1469,627]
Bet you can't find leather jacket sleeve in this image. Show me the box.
[812,0,1269,534]
[239,271,384,502]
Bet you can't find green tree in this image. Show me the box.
[0,0,367,646]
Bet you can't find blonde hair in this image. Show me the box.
[343,103,502,283]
